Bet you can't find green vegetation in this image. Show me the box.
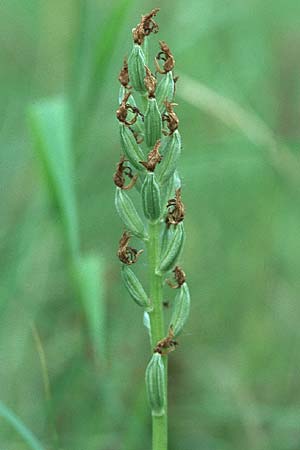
[1,1,300,449]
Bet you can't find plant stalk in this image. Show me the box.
[147,221,168,450]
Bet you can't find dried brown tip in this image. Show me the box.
[166,188,185,227]
[154,327,178,355]
[118,57,130,88]
[144,66,157,98]
[166,266,186,289]
[155,40,175,74]
[140,140,162,172]
[132,8,160,45]
[113,155,138,190]
[162,101,179,135]
[117,231,143,265]
[116,91,143,126]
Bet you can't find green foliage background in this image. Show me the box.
[1,0,300,449]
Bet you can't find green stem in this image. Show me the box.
[147,221,168,450]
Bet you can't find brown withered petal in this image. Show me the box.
[113,155,138,190]
[162,101,179,135]
[116,91,143,127]
[117,231,144,265]
[118,57,130,88]
[140,140,162,172]
[154,327,178,355]
[166,266,186,289]
[165,188,185,227]
[144,66,157,98]
[132,8,160,45]
[155,40,175,74]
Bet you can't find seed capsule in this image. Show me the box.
[158,222,185,273]
[121,265,151,310]
[145,353,165,416]
[115,187,147,239]
[128,44,147,93]
[169,282,190,337]
[141,173,161,222]
[157,130,181,184]
[156,72,175,112]
[144,98,162,148]
[161,225,173,256]
[120,124,145,171]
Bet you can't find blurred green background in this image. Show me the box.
[1,0,300,449]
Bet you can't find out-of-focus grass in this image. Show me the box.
[1,1,300,449]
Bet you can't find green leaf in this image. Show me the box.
[74,254,106,362]
[0,401,45,450]
[28,97,79,258]
[74,0,136,125]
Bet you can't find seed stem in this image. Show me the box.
[147,221,168,450]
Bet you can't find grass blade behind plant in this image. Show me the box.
[74,0,135,130]
[28,97,80,258]
[0,401,45,450]
[74,254,106,364]
[178,73,300,187]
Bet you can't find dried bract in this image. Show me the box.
[162,101,179,135]
[113,155,138,190]
[132,8,160,45]
[140,140,162,172]
[166,188,185,227]
[155,41,175,74]
[117,231,143,265]
[166,266,186,289]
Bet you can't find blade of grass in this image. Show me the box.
[73,0,136,133]
[73,254,106,364]
[178,73,300,187]
[28,97,80,258]
[0,401,45,450]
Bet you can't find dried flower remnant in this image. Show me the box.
[154,327,178,355]
[116,91,143,126]
[162,101,179,135]
[140,140,162,172]
[155,41,175,74]
[132,8,160,45]
[117,231,143,265]
[113,155,138,190]
[118,58,130,88]
[166,266,186,289]
[166,188,185,227]
[144,66,157,98]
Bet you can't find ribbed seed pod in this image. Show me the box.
[156,72,175,112]
[121,265,151,310]
[128,44,147,93]
[158,223,185,273]
[141,173,161,222]
[157,130,181,184]
[169,282,190,337]
[145,353,165,416]
[115,188,147,239]
[144,98,162,148]
[119,124,145,170]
